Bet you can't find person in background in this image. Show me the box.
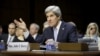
[13,27,25,42]
[68,21,84,38]
[25,23,43,43]
[68,21,76,26]
[14,18,44,43]
[0,25,3,41]
[82,22,100,43]
[0,25,3,36]
[0,23,16,44]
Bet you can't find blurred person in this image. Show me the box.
[68,21,84,38]
[13,27,25,42]
[0,25,3,41]
[0,23,16,44]
[0,25,3,36]
[82,22,100,43]
[14,19,44,43]
[68,21,76,26]
[25,23,43,43]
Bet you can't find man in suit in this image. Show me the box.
[68,21,84,38]
[25,23,43,43]
[14,5,78,44]
[43,5,78,44]
[14,19,44,43]
[0,23,16,44]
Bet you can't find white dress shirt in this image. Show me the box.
[7,34,15,44]
[23,29,38,40]
[32,33,38,40]
[53,21,62,42]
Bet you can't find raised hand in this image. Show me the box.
[14,18,27,31]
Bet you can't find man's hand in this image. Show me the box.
[45,39,54,44]
[45,39,59,48]
[14,18,27,31]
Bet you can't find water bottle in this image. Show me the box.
[0,40,6,51]
[46,44,57,51]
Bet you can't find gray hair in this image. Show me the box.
[45,5,62,17]
[30,23,40,30]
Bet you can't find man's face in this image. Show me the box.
[46,11,60,27]
[8,24,16,36]
[29,25,38,35]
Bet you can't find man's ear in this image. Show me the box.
[58,16,61,20]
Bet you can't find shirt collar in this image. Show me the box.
[32,33,38,39]
[54,21,62,30]
[8,34,15,37]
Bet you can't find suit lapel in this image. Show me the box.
[5,34,9,43]
[57,22,65,42]
[12,36,17,42]
[35,34,38,41]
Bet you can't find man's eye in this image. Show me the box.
[50,15,53,17]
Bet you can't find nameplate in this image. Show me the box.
[7,42,30,51]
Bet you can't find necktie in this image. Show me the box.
[8,36,13,42]
[7,37,12,44]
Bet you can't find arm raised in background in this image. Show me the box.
[14,18,27,31]
[14,18,29,39]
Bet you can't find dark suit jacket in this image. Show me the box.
[13,36,25,42]
[25,34,43,43]
[0,34,24,43]
[42,21,78,43]
[0,34,9,43]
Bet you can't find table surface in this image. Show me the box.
[1,50,100,56]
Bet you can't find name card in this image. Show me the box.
[7,42,30,51]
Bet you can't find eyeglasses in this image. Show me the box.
[90,28,96,30]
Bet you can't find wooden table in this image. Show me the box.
[44,51,100,56]
[0,51,100,56]
[0,51,44,56]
